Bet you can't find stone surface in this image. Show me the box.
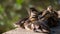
[3,28,48,34]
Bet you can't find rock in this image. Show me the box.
[3,28,48,34]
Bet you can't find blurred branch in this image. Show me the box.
[4,5,12,20]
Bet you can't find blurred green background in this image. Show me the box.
[0,0,60,34]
